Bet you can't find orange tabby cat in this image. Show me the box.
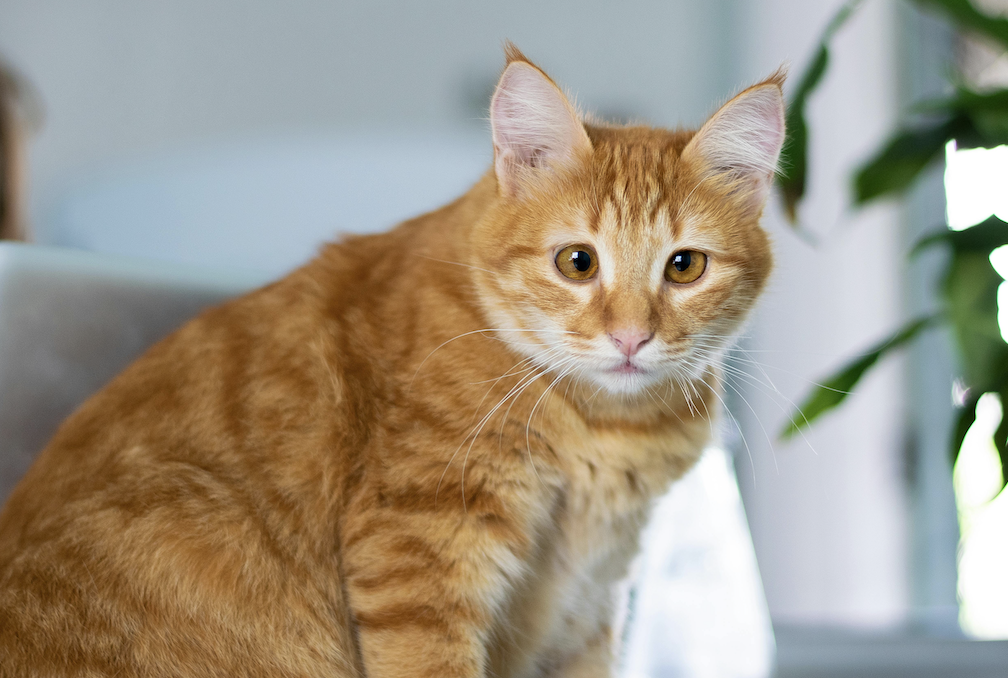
[0,46,783,677]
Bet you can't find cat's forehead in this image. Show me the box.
[560,125,699,244]
[582,125,697,219]
[585,124,694,171]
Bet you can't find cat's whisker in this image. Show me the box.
[689,345,818,427]
[454,356,578,508]
[410,328,576,392]
[586,382,605,407]
[671,372,696,418]
[561,365,588,405]
[692,376,718,439]
[644,384,687,426]
[417,255,499,276]
[466,351,555,428]
[664,375,712,438]
[677,348,758,465]
[693,350,821,457]
[495,351,575,441]
[467,357,538,386]
[700,372,759,486]
[680,347,820,466]
[491,358,577,490]
[524,362,580,483]
[437,363,551,507]
[486,350,561,385]
[729,349,853,397]
[715,371,781,475]
[467,348,568,421]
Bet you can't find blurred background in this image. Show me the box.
[2,0,1008,676]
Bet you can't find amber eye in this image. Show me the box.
[665,250,707,284]
[555,245,599,281]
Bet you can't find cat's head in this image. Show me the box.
[471,46,783,397]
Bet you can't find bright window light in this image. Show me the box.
[945,142,1008,639]
[954,394,1008,639]
[944,141,1008,231]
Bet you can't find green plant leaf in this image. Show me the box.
[780,315,942,439]
[949,88,1008,144]
[914,218,1008,481]
[943,249,1008,393]
[853,117,964,203]
[854,87,1008,205]
[915,217,1008,483]
[916,88,1008,148]
[777,0,863,222]
[911,0,1008,51]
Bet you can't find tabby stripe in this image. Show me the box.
[354,602,485,632]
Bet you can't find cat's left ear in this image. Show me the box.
[681,71,786,211]
[490,46,592,197]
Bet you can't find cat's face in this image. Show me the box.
[472,51,783,397]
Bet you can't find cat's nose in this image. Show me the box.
[608,328,653,358]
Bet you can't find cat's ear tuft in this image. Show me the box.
[681,72,786,210]
[490,49,592,197]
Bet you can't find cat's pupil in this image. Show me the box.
[673,252,691,271]
[571,251,592,272]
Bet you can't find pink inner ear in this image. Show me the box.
[688,85,785,180]
[490,62,589,177]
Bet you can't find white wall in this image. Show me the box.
[0,0,736,214]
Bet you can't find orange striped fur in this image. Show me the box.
[0,49,783,677]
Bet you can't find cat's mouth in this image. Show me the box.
[608,361,646,375]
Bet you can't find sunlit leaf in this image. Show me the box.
[916,217,1008,482]
[780,315,941,439]
[951,393,980,466]
[995,387,1008,494]
[777,0,863,222]
[911,0,1008,51]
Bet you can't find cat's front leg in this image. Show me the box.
[343,506,527,678]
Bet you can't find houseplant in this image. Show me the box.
[779,0,1008,495]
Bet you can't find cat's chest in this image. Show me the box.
[538,481,646,658]
[494,480,644,678]
[498,422,703,676]
[550,418,704,550]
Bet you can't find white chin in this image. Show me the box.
[591,370,663,396]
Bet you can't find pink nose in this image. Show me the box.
[608,328,653,358]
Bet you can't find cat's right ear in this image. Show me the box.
[490,48,592,198]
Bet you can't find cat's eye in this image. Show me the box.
[555,245,599,281]
[664,250,707,284]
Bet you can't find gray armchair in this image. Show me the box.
[0,242,263,501]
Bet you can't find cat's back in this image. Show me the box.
[0,237,387,677]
